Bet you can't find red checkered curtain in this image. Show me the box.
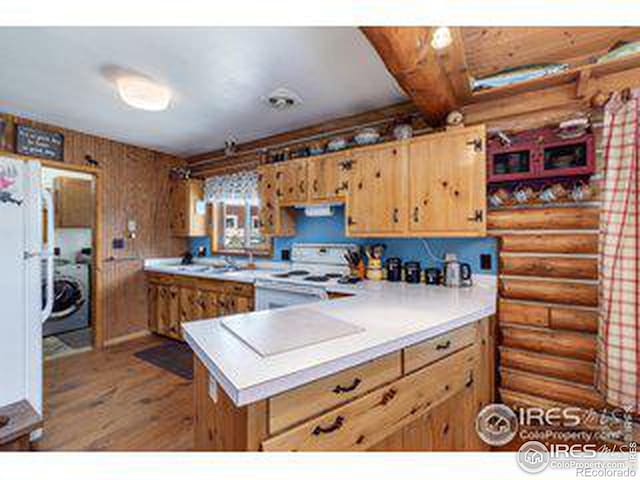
[596,89,640,413]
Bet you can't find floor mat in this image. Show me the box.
[133,340,193,380]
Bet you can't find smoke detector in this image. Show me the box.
[264,87,302,111]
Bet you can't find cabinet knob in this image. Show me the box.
[312,416,344,436]
[313,179,318,192]
[392,208,399,223]
[413,207,419,223]
[347,216,357,226]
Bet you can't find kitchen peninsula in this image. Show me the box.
[146,261,496,452]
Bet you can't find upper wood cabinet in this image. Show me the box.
[276,158,307,206]
[169,179,207,237]
[346,142,408,236]
[307,151,350,202]
[408,125,486,236]
[53,177,94,228]
[257,164,295,237]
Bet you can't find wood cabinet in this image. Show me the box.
[307,151,350,202]
[146,273,255,341]
[169,179,206,237]
[255,124,487,238]
[275,158,308,206]
[408,125,486,236]
[346,142,408,236]
[53,177,94,228]
[194,317,493,452]
[256,164,296,237]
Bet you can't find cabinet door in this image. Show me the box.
[179,287,205,324]
[346,143,408,235]
[169,180,188,236]
[201,290,220,319]
[276,159,308,205]
[408,126,486,235]
[148,283,159,333]
[257,164,296,237]
[169,179,206,237]
[54,177,94,228]
[158,285,180,339]
[307,152,350,202]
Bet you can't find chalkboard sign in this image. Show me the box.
[15,124,64,161]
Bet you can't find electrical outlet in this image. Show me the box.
[480,254,492,271]
[112,238,125,250]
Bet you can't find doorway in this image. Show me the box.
[41,163,101,359]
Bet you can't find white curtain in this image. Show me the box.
[204,170,258,204]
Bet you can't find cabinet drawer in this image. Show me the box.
[404,323,477,374]
[268,352,401,434]
[262,346,476,451]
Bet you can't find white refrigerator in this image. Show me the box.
[0,155,54,420]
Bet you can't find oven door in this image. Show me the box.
[255,280,328,311]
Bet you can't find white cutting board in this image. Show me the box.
[221,308,364,357]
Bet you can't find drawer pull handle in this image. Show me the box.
[435,340,451,350]
[312,416,344,436]
[465,373,474,388]
[332,378,361,394]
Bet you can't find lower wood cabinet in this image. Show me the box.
[194,316,494,452]
[147,273,255,341]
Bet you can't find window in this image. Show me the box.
[205,171,270,254]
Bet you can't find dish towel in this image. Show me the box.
[596,88,639,414]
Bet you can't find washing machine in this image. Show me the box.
[43,261,91,337]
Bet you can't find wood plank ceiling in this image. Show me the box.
[463,27,640,78]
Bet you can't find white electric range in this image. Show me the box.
[254,243,357,311]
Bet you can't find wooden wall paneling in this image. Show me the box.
[500,368,605,409]
[499,255,598,280]
[500,233,599,254]
[500,325,597,362]
[499,347,595,385]
[549,307,599,333]
[499,278,598,307]
[498,300,549,328]
[0,113,187,343]
[488,207,599,230]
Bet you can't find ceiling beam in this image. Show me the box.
[361,27,458,125]
[435,27,472,103]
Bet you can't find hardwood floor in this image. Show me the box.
[35,334,193,451]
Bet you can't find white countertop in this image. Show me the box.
[145,259,497,406]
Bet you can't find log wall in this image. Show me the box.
[490,205,605,410]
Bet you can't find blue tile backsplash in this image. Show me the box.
[190,205,497,274]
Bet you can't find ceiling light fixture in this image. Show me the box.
[431,26,453,50]
[116,75,172,111]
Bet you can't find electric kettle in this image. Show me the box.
[442,253,472,287]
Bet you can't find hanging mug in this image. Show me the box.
[513,184,534,204]
[570,180,594,202]
[539,183,567,203]
[488,188,511,207]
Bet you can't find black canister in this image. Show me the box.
[385,257,402,282]
[404,261,421,284]
[425,267,442,285]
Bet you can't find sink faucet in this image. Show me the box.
[223,255,240,271]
